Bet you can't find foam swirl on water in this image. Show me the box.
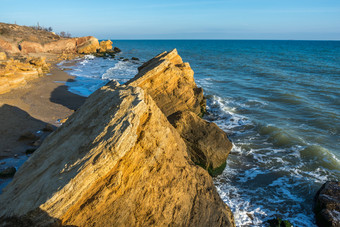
[208,95,339,226]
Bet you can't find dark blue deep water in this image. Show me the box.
[58,40,340,226]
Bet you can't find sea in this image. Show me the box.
[8,40,340,226]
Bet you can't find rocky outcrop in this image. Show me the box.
[168,110,232,176]
[127,49,206,117]
[0,57,49,94]
[0,81,234,226]
[76,36,99,54]
[126,49,230,176]
[28,57,49,72]
[99,40,113,52]
[314,181,340,227]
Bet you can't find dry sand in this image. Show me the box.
[0,65,86,159]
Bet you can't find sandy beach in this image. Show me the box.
[0,65,86,159]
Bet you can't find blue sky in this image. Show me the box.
[1,0,340,40]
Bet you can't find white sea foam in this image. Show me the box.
[207,94,337,226]
[57,56,139,96]
[84,54,95,60]
[102,61,138,82]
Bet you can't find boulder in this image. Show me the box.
[168,110,232,176]
[76,36,99,54]
[113,46,121,52]
[127,49,206,117]
[99,40,113,52]
[0,52,6,61]
[314,181,340,227]
[0,81,234,227]
[28,57,50,72]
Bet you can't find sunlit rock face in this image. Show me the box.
[127,49,206,118]
[0,81,234,227]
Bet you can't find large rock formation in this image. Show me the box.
[168,110,232,176]
[76,36,100,54]
[0,81,234,226]
[99,40,113,52]
[127,49,206,117]
[314,181,340,227]
[0,56,49,94]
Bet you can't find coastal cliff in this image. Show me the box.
[0,22,115,95]
[0,49,235,226]
[0,23,100,55]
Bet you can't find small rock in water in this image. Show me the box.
[18,131,39,141]
[266,217,292,227]
[119,57,124,59]
[43,123,55,132]
[0,162,5,165]
[0,167,16,178]
[123,58,129,62]
[131,57,139,61]
[113,47,121,53]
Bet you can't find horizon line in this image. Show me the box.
[101,38,340,41]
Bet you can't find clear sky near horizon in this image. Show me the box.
[1,0,340,40]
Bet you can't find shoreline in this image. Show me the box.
[0,63,86,159]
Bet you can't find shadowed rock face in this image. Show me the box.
[127,49,206,117]
[0,81,234,226]
[314,181,340,227]
[168,110,233,176]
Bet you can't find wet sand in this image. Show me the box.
[0,65,86,159]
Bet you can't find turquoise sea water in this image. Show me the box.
[56,40,339,226]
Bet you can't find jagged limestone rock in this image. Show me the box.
[127,49,206,117]
[76,36,99,54]
[168,110,232,176]
[0,81,234,227]
[99,40,113,52]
